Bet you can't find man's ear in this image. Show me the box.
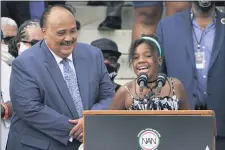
[42,28,47,39]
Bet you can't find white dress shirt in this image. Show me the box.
[48,49,76,76]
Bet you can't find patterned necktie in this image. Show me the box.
[61,58,83,117]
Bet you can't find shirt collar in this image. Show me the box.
[45,40,73,64]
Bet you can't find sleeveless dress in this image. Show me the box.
[124,78,179,110]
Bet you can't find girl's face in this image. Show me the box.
[132,43,162,81]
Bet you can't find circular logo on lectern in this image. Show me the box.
[137,128,161,150]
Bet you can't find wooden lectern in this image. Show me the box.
[82,110,216,150]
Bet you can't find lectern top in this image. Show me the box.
[83,110,214,116]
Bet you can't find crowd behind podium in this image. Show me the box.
[1,1,225,150]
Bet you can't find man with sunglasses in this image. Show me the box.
[91,38,121,92]
[1,17,17,45]
[1,17,17,65]
[8,19,43,58]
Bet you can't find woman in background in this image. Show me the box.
[109,34,189,110]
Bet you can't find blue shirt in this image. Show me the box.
[192,14,216,105]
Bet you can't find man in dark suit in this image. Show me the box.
[6,4,114,150]
[156,1,225,149]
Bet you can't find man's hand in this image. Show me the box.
[69,117,84,142]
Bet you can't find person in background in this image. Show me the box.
[48,1,81,30]
[1,62,13,150]
[1,17,17,45]
[109,34,189,110]
[1,28,13,150]
[1,1,31,27]
[156,1,225,149]
[29,1,81,30]
[91,38,121,92]
[7,4,114,150]
[29,1,47,20]
[132,1,191,40]
[1,17,17,65]
[8,19,43,58]
[98,2,124,30]
[87,1,106,6]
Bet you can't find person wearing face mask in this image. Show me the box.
[1,28,13,150]
[91,38,121,92]
[1,22,15,65]
[156,0,225,149]
[8,19,43,58]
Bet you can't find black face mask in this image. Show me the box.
[195,1,215,12]
[105,63,118,81]
[3,36,14,45]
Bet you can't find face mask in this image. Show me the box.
[106,63,118,81]
[1,43,8,51]
[18,42,30,55]
[195,0,215,12]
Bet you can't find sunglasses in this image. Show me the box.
[3,36,15,44]
[103,54,119,64]
[21,40,40,46]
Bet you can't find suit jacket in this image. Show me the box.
[1,60,11,150]
[6,41,115,150]
[156,8,225,136]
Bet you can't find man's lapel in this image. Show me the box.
[41,41,78,118]
[73,45,90,110]
[208,9,225,70]
[183,9,196,69]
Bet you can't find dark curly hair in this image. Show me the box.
[128,34,162,66]
[8,19,40,58]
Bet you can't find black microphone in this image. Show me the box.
[137,72,148,92]
[156,73,167,93]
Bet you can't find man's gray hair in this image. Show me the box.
[1,17,18,28]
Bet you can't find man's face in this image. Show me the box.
[17,26,44,55]
[103,52,119,68]
[194,0,215,12]
[2,24,17,44]
[22,26,43,47]
[43,7,78,58]
[103,52,120,80]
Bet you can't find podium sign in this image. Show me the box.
[83,110,216,150]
